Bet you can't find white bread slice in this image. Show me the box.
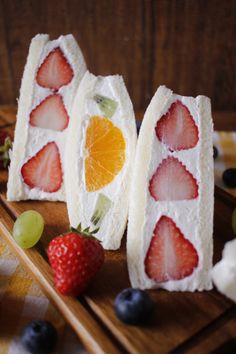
[65,71,137,250]
[127,85,214,291]
[7,34,86,201]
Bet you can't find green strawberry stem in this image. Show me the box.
[70,223,99,239]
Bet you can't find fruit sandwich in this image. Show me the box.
[65,71,137,250]
[7,34,86,201]
[127,85,214,291]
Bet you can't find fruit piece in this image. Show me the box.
[145,216,199,282]
[156,100,199,151]
[21,142,63,193]
[149,156,198,201]
[85,116,126,192]
[232,208,236,235]
[114,288,154,325]
[29,94,69,131]
[91,193,112,226]
[94,94,118,119]
[13,210,44,249]
[20,320,57,354]
[47,225,104,295]
[0,131,12,169]
[213,145,218,159]
[223,239,236,262]
[212,239,236,303]
[212,260,236,304]
[222,168,236,188]
[36,47,73,90]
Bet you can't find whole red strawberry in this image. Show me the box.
[47,225,104,296]
[0,131,12,169]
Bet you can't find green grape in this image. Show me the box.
[13,210,44,249]
[232,208,236,235]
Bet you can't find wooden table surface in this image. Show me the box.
[0,106,236,354]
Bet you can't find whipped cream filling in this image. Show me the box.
[20,38,77,200]
[142,94,211,290]
[77,77,130,240]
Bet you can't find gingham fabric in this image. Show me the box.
[0,237,86,353]
[0,131,235,353]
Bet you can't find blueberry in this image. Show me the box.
[114,288,154,325]
[222,168,236,188]
[136,120,142,134]
[20,320,57,354]
[213,146,218,159]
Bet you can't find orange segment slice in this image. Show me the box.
[85,116,126,192]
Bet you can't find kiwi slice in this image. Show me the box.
[94,94,118,119]
[91,193,112,226]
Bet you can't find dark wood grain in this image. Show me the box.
[0,107,236,353]
[175,310,236,354]
[0,105,16,126]
[0,0,236,112]
[213,112,236,132]
[0,1,15,104]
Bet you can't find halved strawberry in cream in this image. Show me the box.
[29,94,69,131]
[149,156,198,201]
[21,142,62,193]
[145,216,199,282]
[127,85,214,291]
[156,100,199,151]
[36,47,74,90]
[7,34,87,202]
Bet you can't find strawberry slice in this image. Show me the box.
[145,216,199,282]
[149,156,198,201]
[156,100,199,151]
[21,142,62,193]
[29,94,69,131]
[36,47,73,90]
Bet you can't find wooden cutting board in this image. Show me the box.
[0,107,236,354]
